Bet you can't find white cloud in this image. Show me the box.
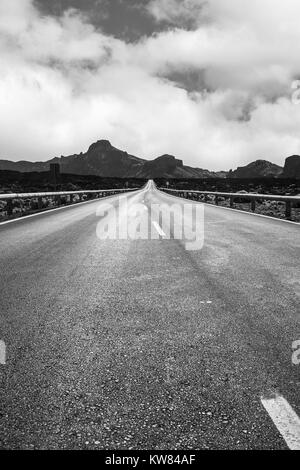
[1,0,300,170]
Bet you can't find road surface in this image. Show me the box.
[0,181,299,449]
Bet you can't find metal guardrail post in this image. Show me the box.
[38,197,43,210]
[215,195,219,206]
[7,199,13,216]
[286,201,292,219]
[230,196,234,208]
[251,199,256,212]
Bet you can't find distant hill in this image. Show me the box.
[0,140,226,179]
[134,154,225,178]
[228,160,283,178]
[0,159,49,173]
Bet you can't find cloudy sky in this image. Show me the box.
[1,0,300,170]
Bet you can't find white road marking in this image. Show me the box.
[261,394,300,450]
[0,340,6,365]
[205,203,300,226]
[200,301,212,304]
[152,221,166,237]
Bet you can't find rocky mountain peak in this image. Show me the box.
[282,155,300,178]
[230,159,283,178]
[88,140,113,153]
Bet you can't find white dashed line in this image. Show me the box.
[0,340,6,365]
[200,301,212,304]
[152,221,166,237]
[261,393,300,450]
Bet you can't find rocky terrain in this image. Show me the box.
[0,171,144,193]
[228,160,283,178]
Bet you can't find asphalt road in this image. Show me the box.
[0,180,299,450]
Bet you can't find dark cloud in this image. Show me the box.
[2,0,300,169]
[35,0,163,41]
[34,0,208,92]
[163,69,208,93]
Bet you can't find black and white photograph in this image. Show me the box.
[0,0,299,457]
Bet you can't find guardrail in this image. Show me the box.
[160,188,300,220]
[0,188,139,218]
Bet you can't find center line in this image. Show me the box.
[0,340,6,365]
[261,393,300,450]
[152,221,166,237]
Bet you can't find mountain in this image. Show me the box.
[134,154,224,178]
[228,160,283,178]
[56,140,145,177]
[1,141,299,179]
[0,159,49,172]
[281,155,300,178]
[0,140,226,179]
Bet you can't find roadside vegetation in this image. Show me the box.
[0,171,146,221]
[155,178,300,222]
